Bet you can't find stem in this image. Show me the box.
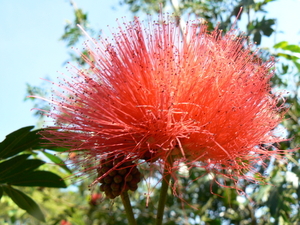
[121,191,137,225]
[156,167,172,225]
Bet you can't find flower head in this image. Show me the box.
[89,193,102,206]
[41,14,287,193]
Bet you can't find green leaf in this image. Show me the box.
[0,126,43,159]
[261,18,275,36]
[8,171,67,188]
[253,31,262,45]
[254,185,271,203]
[42,145,68,152]
[0,154,30,182]
[284,44,300,53]
[273,41,300,53]
[268,188,279,216]
[38,131,69,152]
[222,188,237,207]
[0,126,67,158]
[293,61,300,72]
[43,151,72,173]
[0,155,45,183]
[2,185,45,222]
[277,53,299,61]
[0,186,3,200]
[274,41,288,49]
[281,64,289,74]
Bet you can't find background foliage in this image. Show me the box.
[1,0,299,224]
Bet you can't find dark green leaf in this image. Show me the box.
[261,18,275,36]
[0,155,45,183]
[43,151,72,173]
[2,185,45,222]
[253,31,261,45]
[8,171,67,188]
[0,126,43,159]
[281,64,289,74]
[268,195,278,216]
[0,186,3,200]
[0,154,30,182]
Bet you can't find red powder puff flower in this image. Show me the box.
[39,14,288,193]
[60,220,72,225]
[89,193,103,206]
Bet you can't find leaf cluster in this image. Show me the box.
[0,126,67,222]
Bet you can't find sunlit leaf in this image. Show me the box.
[277,53,299,61]
[284,44,300,53]
[274,41,300,53]
[274,41,288,49]
[43,151,72,174]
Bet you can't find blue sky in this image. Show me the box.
[0,0,131,140]
[1,0,300,140]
